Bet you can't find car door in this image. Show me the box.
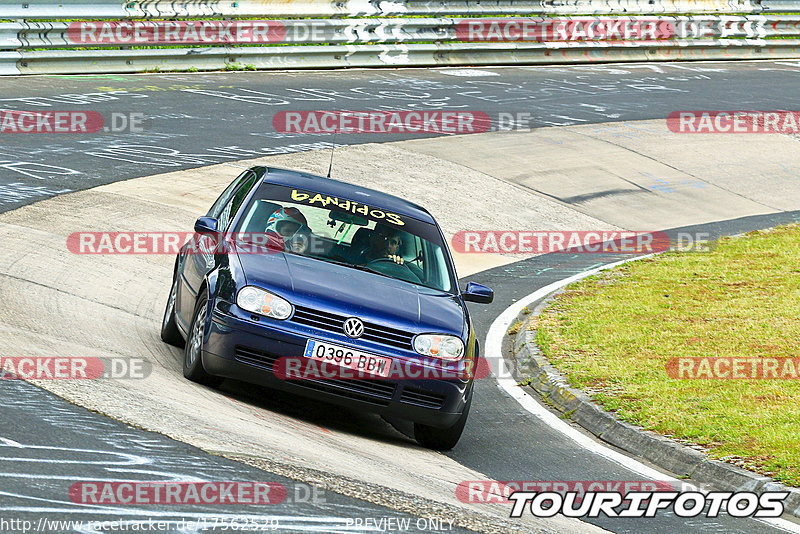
[175,170,258,329]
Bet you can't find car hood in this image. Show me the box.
[237,251,465,336]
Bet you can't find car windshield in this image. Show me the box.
[234,183,456,293]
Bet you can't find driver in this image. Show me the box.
[358,224,404,265]
[265,207,311,254]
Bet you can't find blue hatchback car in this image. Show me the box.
[161,166,493,449]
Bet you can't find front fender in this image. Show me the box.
[205,268,220,302]
[205,257,242,311]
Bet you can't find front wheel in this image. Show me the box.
[160,274,184,347]
[414,392,472,451]
[183,293,223,387]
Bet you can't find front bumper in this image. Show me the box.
[203,308,471,428]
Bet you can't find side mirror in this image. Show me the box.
[462,282,494,304]
[194,216,219,234]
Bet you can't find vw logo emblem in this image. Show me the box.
[343,317,364,339]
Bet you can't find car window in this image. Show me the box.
[216,172,257,231]
[235,184,456,293]
[208,171,248,219]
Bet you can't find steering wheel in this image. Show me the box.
[365,257,421,284]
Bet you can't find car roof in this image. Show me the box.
[256,166,437,224]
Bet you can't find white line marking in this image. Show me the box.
[0,470,200,483]
[485,256,800,532]
[438,69,500,77]
[0,443,149,466]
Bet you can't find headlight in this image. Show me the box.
[413,334,464,361]
[236,286,293,320]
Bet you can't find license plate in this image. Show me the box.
[303,339,392,378]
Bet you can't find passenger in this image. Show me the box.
[265,207,311,253]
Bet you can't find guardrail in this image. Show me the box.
[0,1,770,19]
[5,16,800,49]
[2,1,800,75]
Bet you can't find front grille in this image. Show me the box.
[234,346,281,371]
[292,305,413,349]
[288,378,397,407]
[235,346,398,406]
[400,386,446,409]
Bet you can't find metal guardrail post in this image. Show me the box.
[0,51,22,75]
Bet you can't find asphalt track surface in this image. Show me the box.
[2,60,800,211]
[3,62,800,533]
[0,377,442,534]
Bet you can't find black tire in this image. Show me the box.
[160,274,184,347]
[183,292,223,387]
[414,391,472,451]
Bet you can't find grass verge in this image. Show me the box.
[533,224,800,486]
